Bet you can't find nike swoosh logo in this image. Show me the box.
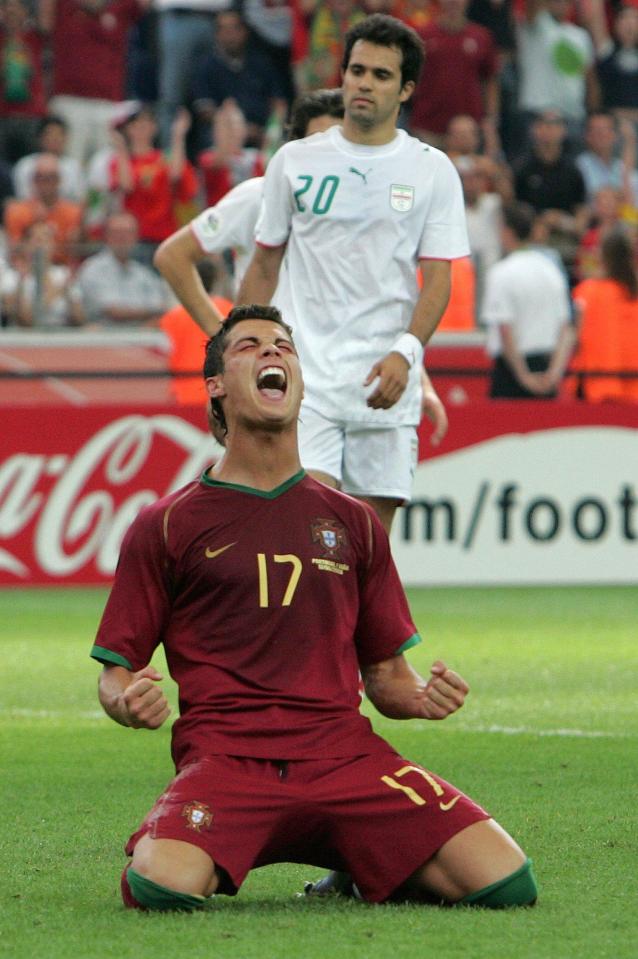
[205,542,237,559]
[439,796,461,812]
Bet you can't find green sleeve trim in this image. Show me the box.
[90,645,134,670]
[395,633,421,655]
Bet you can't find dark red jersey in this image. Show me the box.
[91,471,420,768]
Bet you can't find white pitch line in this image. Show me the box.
[0,707,107,720]
[450,722,634,739]
[1,709,635,739]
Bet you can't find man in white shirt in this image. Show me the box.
[74,212,169,326]
[238,13,465,534]
[481,202,575,397]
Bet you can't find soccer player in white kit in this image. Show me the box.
[155,91,347,306]
[238,13,468,534]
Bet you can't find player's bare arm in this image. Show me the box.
[411,259,452,344]
[154,227,224,336]
[421,368,448,445]
[237,244,286,306]
[98,664,171,729]
[364,260,451,409]
[362,655,468,721]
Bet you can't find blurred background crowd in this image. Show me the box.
[0,0,637,401]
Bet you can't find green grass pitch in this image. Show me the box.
[1,585,637,959]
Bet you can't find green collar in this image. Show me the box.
[200,467,306,499]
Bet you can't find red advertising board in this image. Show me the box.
[1,401,637,586]
[0,406,217,585]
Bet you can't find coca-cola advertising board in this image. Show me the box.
[1,401,637,586]
[0,407,219,585]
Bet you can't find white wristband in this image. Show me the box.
[390,332,422,368]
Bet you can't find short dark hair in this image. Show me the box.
[203,304,294,434]
[502,202,536,242]
[286,89,344,141]
[341,14,425,88]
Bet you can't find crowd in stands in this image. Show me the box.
[0,0,637,401]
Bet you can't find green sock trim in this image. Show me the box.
[460,858,538,908]
[127,867,207,912]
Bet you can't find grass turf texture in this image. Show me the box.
[1,586,636,959]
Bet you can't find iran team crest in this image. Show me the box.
[390,184,414,212]
[181,801,213,832]
[311,518,348,558]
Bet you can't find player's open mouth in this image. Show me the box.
[257,366,287,400]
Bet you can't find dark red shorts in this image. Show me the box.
[125,750,490,903]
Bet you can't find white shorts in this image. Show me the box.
[298,405,419,504]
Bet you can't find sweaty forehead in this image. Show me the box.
[348,40,403,74]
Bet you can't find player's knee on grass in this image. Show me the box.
[458,858,538,909]
[122,866,208,911]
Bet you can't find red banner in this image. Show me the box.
[0,406,218,585]
[1,401,637,585]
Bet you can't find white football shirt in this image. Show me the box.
[190,177,264,295]
[481,248,571,357]
[255,125,469,425]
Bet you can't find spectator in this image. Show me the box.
[72,211,169,325]
[586,0,638,126]
[295,0,365,91]
[0,0,48,164]
[410,0,499,149]
[467,0,516,59]
[197,98,266,208]
[574,185,629,281]
[4,221,84,327]
[445,113,513,200]
[159,258,233,405]
[12,114,86,203]
[481,201,575,397]
[125,5,159,102]
[81,100,141,242]
[455,154,503,317]
[466,0,518,156]
[575,111,638,204]
[514,110,589,279]
[191,9,289,151]
[153,0,230,149]
[108,103,198,263]
[570,228,638,402]
[43,0,150,169]
[392,0,435,32]
[4,153,84,265]
[242,0,295,105]
[515,0,599,155]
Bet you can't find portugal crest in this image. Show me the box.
[181,801,213,832]
[390,184,414,212]
[311,518,347,558]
